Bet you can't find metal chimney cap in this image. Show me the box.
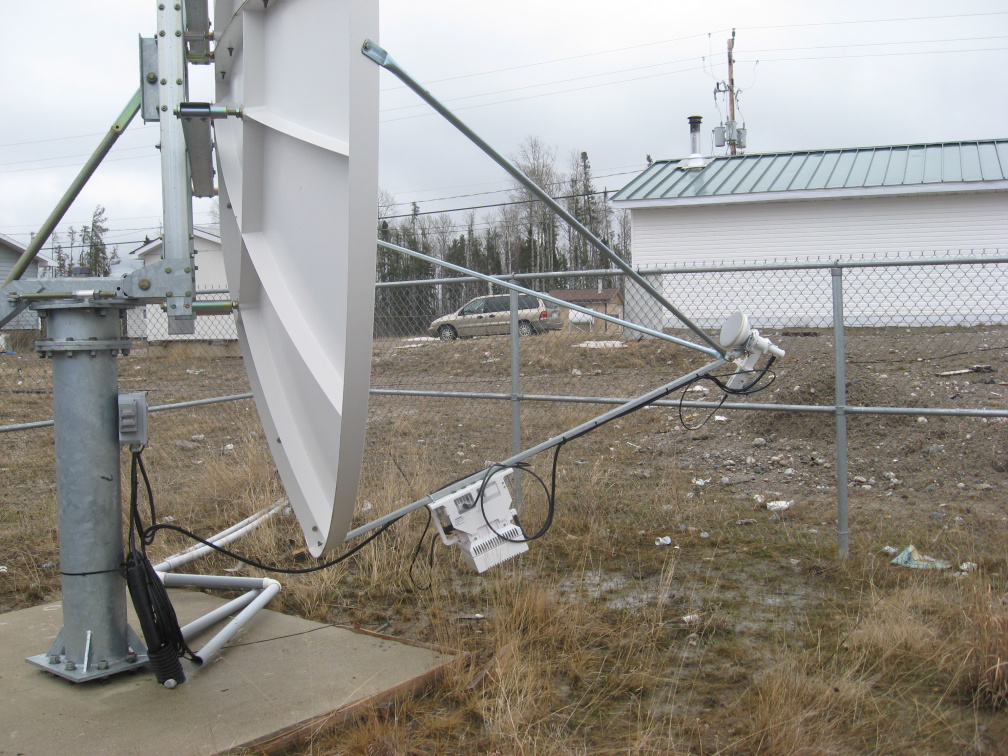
[682,115,708,169]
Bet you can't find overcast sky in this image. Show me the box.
[1,1,1006,254]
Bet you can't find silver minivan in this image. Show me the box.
[429,294,561,340]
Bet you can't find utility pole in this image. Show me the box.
[713,29,746,155]
[727,30,736,156]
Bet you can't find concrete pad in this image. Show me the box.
[0,591,453,755]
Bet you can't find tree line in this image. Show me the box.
[374,137,632,337]
[40,205,119,277]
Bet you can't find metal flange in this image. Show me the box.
[36,338,132,358]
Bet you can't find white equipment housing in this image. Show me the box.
[428,470,528,573]
[212,0,379,556]
[719,311,786,391]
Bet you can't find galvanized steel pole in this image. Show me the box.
[832,266,850,558]
[25,304,147,681]
[509,284,523,509]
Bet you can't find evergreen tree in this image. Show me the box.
[80,205,111,275]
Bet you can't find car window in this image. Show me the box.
[461,298,486,315]
[486,296,511,313]
[518,294,541,310]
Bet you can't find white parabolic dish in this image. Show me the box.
[212,0,379,556]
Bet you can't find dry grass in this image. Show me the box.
[2,337,1007,755]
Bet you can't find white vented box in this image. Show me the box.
[428,470,528,573]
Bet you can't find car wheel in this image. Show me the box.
[438,324,458,341]
[517,321,534,337]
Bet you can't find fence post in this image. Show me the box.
[832,265,850,558]
[509,281,522,509]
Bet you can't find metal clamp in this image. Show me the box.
[175,102,242,120]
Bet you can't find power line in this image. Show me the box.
[745,34,1008,56]
[0,144,155,170]
[380,53,709,115]
[381,33,1008,122]
[377,11,1008,94]
[379,31,718,93]
[740,9,1008,33]
[385,167,643,211]
[381,40,1007,125]
[0,123,159,150]
[381,187,621,221]
[0,150,160,175]
[380,62,711,124]
[738,45,1008,65]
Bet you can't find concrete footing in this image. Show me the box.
[0,591,452,755]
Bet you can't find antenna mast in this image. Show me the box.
[713,29,746,154]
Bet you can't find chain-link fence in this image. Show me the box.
[2,251,1006,561]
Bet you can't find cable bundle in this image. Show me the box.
[122,450,199,688]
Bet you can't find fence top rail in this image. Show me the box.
[375,253,1008,288]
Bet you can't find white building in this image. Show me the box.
[0,233,52,344]
[129,227,236,341]
[612,140,1008,328]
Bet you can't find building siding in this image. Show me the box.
[623,192,1008,331]
[0,252,43,332]
[631,192,1008,266]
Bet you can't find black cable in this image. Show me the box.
[123,449,197,686]
[476,442,564,544]
[408,506,438,591]
[676,357,778,430]
[144,518,399,575]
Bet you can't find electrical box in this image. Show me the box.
[118,392,148,447]
[427,469,528,573]
[713,125,726,147]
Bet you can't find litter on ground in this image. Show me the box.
[890,545,951,569]
[575,340,626,349]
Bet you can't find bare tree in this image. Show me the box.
[510,136,560,277]
[377,188,397,223]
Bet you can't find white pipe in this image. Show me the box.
[179,590,261,641]
[191,578,282,670]
[159,572,276,591]
[153,501,284,572]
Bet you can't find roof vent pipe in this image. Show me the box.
[684,115,706,169]
[688,115,702,155]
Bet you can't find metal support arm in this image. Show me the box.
[344,356,729,542]
[378,239,721,357]
[2,89,142,288]
[361,40,724,357]
[0,261,199,329]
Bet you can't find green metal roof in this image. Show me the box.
[612,140,1008,204]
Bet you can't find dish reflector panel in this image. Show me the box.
[213,0,379,556]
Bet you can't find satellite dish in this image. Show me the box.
[213,0,379,556]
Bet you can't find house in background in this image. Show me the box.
[0,233,52,349]
[129,227,235,342]
[548,287,624,334]
[612,138,1008,329]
